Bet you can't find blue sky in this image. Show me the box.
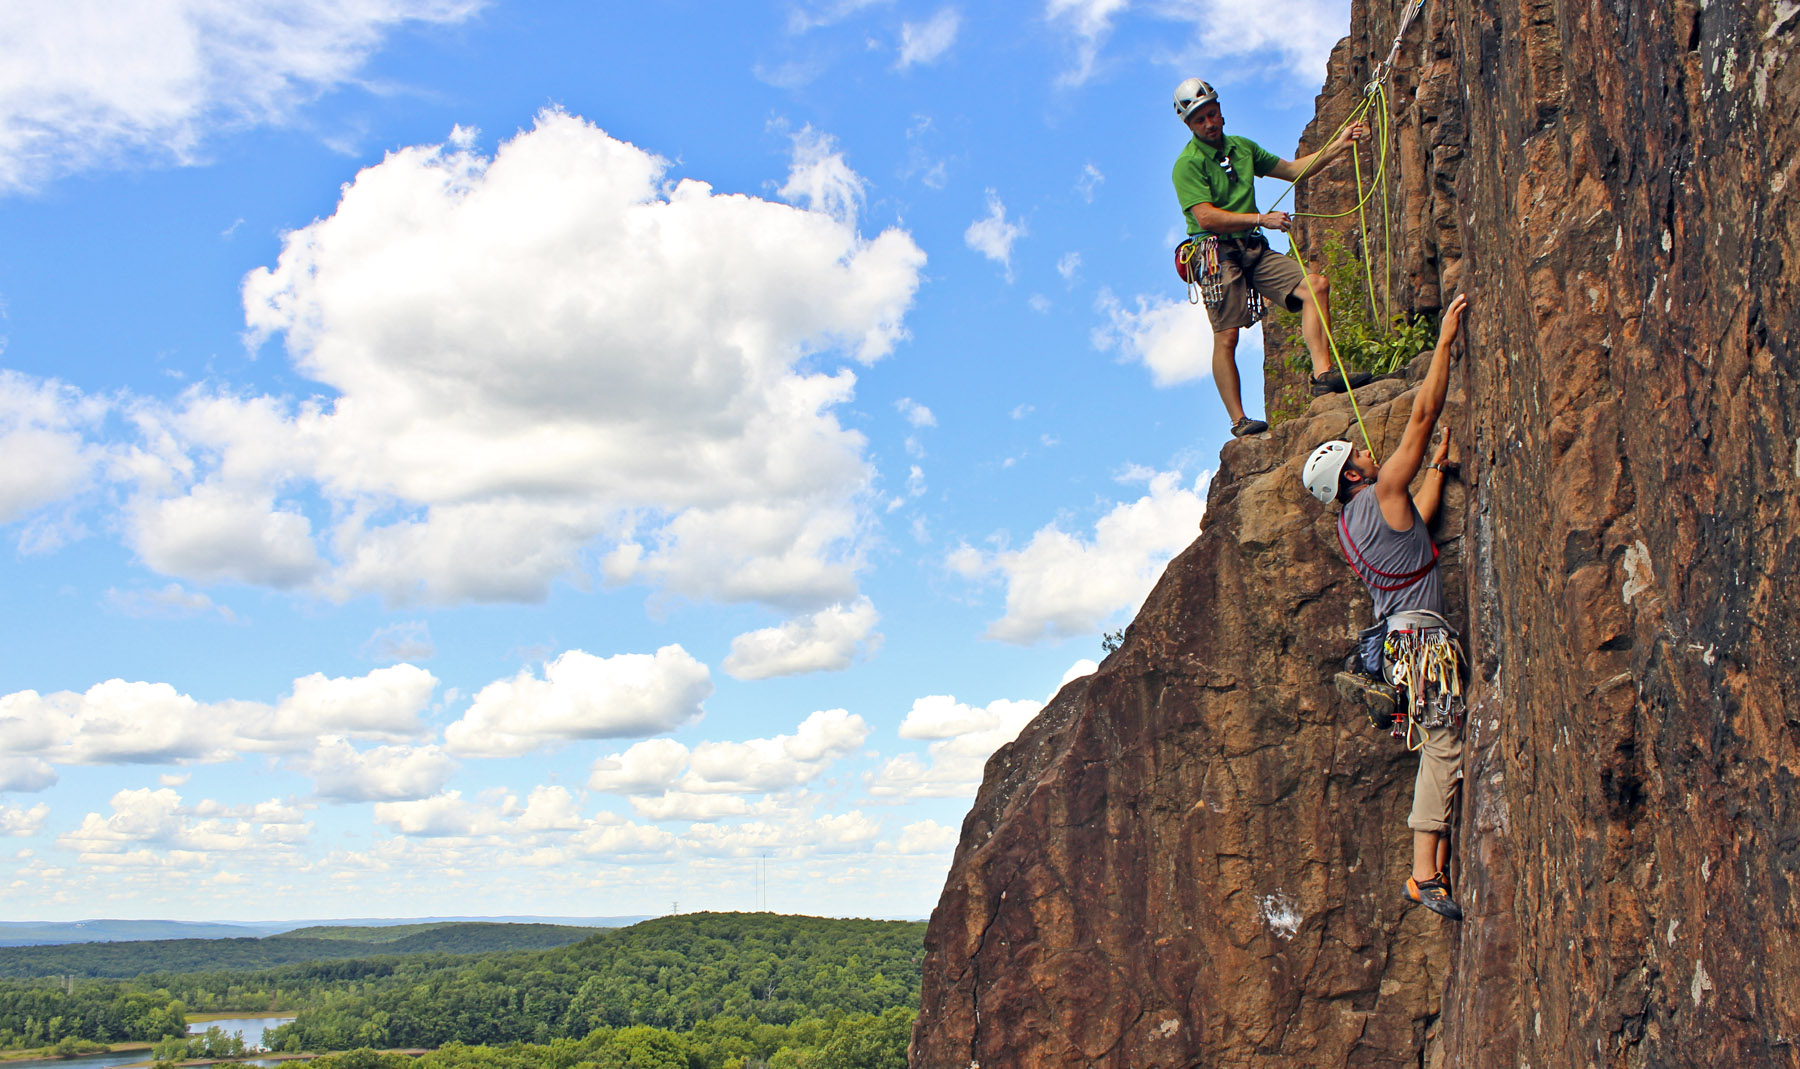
[0,0,1349,922]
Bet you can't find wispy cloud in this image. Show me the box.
[1044,0,1130,87]
[964,190,1027,280]
[105,583,240,623]
[0,0,486,191]
[787,0,893,33]
[897,8,961,68]
[1075,162,1104,202]
[1148,0,1347,84]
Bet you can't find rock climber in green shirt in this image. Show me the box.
[1171,78,1373,437]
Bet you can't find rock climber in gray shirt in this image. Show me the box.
[1302,292,1469,921]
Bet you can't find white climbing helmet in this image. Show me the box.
[1173,77,1219,121]
[1303,440,1355,503]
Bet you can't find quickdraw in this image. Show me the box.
[1383,625,1464,750]
[1176,236,1267,322]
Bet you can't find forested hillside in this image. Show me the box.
[0,913,923,1058]
[0,923,601,979]
[266,913,923,1050]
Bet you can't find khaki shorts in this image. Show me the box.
[1407,723,1464,833]
[1203,240,1307,332]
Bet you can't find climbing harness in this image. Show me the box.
[1176,235,1267,322]
[1381,610,1464,750]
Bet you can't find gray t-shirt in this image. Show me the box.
[1340,487,1442,619]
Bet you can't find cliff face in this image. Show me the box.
[912,0,1799,1061]
[911,382,1468,1068]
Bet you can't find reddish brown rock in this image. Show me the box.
[913,0,1799,1061]
[911,378,1468,1068]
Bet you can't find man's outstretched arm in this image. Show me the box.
[1376,293,1468,530]
[1268,120,1369,182]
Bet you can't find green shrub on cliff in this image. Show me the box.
[1273,234,1438,377]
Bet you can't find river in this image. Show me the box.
[6,1016,295,1069]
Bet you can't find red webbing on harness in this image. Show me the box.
[1337,509,1438,592]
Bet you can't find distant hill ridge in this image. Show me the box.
[271,922,512,943]
[0,921,619,978]
[0,916,647,949]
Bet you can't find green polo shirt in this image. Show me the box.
[1173,134,1282,237]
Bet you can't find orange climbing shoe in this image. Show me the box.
[1405,873,1464,921]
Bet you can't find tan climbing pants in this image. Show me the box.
[1406,722,1464,833]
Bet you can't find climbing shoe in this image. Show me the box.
[1230,416,1269,437]
[1333,671,1398,730]
[1309,370,1375,395]
[1405,873,1464,921]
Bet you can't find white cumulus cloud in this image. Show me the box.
[49,110,924,610]
[512,785,584,831]
[0,665,440,773]
[587,738,693,795]
[588,711,868,798]
[446,646,713,758]
[129,483,323,589]
[683,810,880,857]
[630,792,754,822]
[0,372,107,524]
[890,818,958,853]
[686,709,870,793]
[867,695,1041,799]
[249,664,437,743]
[1075,163,1104,202]
[722,598,882,680]
[11,113,928,613]
[1091,289,1241,388]
[59,788,311,858]
[0,802,50,837]
[372,791,501,837]
[0,758,57,793]
[301,737,456,802]
[952,469,1209,643]
[0,681,236,766]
